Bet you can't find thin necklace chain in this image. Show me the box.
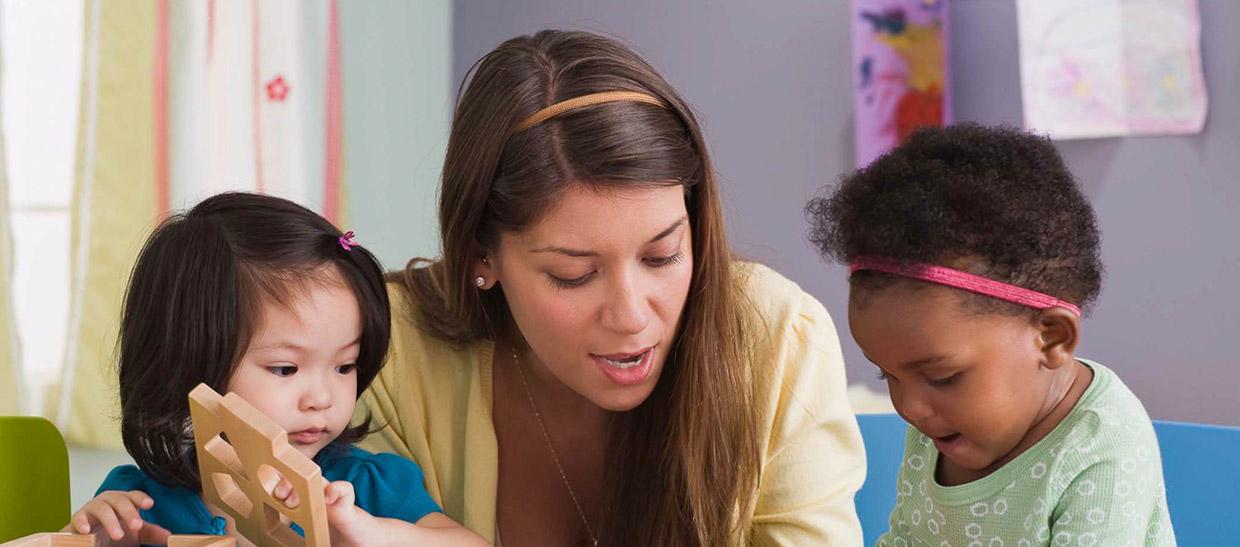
[511,347,599,547]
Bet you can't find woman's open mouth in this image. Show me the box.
[592,347,655,386]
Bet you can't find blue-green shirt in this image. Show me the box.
[97,445,441,538]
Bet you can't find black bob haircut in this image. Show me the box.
[118,192,390,490]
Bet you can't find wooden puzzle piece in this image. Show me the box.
[188,384,329,547]
[0,533,96,546]
[167,535,237,546]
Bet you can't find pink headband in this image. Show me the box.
[849,256,1082,317]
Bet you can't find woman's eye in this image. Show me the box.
[646,251,685,268]
[928,373,960,387]
[337,364,357,374]
[548,272,594,289]
[267,365,297,377]
[876,371,889,381]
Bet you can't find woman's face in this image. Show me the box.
[485,183,693,411]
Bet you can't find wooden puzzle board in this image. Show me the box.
[188,384,329,547]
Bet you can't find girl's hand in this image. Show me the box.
[270,476,301,509]
[64,490,171,546]
[271,477,392,546]
[324,481,380,547]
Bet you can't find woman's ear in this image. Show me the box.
[472,251,498,290]
[1036,308,1080,370]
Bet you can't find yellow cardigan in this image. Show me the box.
[358,263,866,545]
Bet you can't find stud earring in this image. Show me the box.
[475,276,486,288]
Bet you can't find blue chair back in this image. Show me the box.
[1153,420,1240,545]
[855,413,1240,546]
[855,413,906,546]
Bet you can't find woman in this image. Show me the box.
[360,29,865,546]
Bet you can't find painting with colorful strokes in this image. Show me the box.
[851,0,951,168]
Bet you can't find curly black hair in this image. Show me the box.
[806,123,1104,315]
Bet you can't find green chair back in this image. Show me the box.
[0,416,71,542]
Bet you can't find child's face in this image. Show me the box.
[227,272,361,460]
[849,284,1064,473]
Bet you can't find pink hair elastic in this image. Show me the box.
[338,230,356,251]
[849,256,1082,317]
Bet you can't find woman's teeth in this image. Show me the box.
[602,352,645,368]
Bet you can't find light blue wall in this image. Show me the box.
[341,0,451,270]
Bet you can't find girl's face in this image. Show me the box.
[227,271,361,460]
[482,183,694,412]
[848,283,1066,473]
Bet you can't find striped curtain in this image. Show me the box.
[163,0,344,219]
[0,86,19,415]
[52,0,346,448]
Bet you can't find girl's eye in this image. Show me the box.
[548,272,594,289]
[267,365,297,377]
[645,251,686,268]
[928,373,960,387]
[337,364,356,375]
[876,371,889,381]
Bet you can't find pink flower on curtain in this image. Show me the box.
[265,75,289,102]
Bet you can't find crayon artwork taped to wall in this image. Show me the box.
[1017,0,1207,139]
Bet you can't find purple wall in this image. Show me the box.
[453,0,1240,425]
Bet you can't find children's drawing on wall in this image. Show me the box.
[850,0,951,168]
[1017,0,1207,139]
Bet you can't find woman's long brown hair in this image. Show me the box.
[391,30,764,545]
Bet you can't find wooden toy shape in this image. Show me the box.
[188,384,329,547]
[0,533,96,546]
[167,535,238,546]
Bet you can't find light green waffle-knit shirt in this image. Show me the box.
[877,360,1175,547]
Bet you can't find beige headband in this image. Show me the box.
[513,91,667,132]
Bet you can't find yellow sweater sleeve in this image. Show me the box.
[357,283,499,542]
[745,264,867,546]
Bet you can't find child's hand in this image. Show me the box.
[270,476,301,509]
[324,481,380,547]
[270,477,378,546]
[64,490,171,546]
